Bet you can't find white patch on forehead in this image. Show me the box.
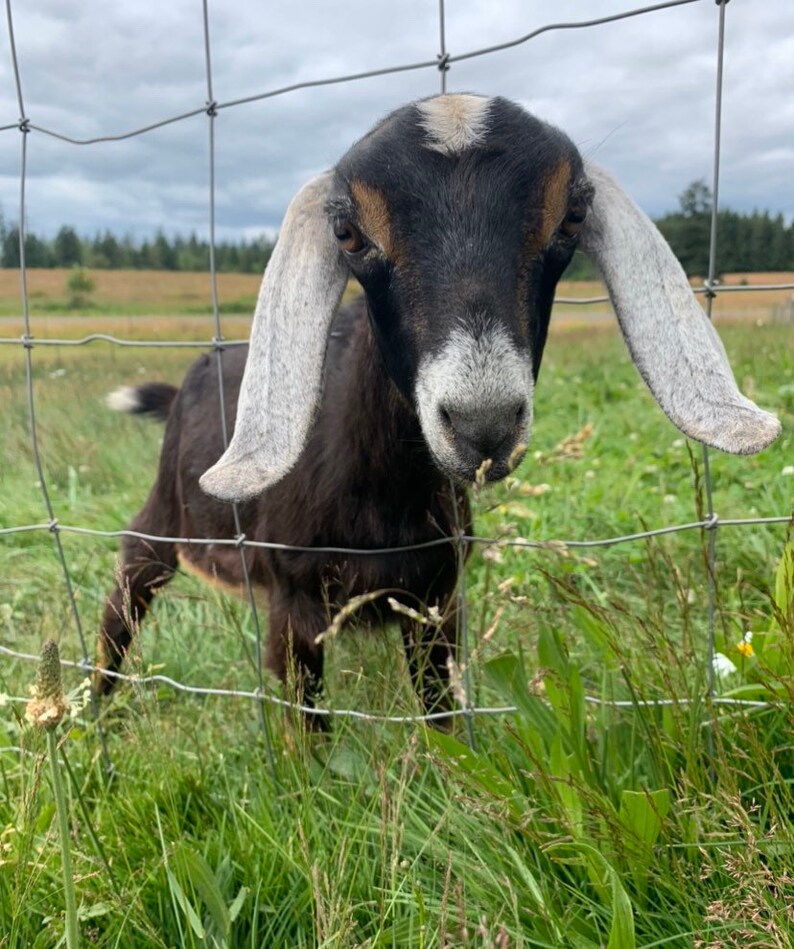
[416,94,492,155]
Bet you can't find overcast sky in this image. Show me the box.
[1,0,792,244]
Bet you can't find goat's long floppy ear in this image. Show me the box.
[580,161,780,455]
[200,172,348,502]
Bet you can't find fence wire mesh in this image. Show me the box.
[1,0,791,761]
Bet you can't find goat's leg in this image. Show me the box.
[400,610,459,726]
[266,591,329,731]
[95,531,177,694]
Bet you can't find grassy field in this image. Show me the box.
[0,302,792,945]
[1,268,792,331]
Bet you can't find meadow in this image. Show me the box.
[0,276,792,947]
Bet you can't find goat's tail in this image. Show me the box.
[106,382,178,423]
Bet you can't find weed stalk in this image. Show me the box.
[26,639,80,949]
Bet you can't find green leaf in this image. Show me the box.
[548,842,635,949]
[571,606,616,665]
[550,735,583,834]
[504,844,565,942]
[483,653,558,747]
[166,867,205,939]
[35,802,55,834]
[619,789,670,854]
[228,885,249,923]
[538,626,569,678]
[774,543,793,628]
[424,728,522,817]
[171,843,231,940]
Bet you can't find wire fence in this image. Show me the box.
[1,0,791,768]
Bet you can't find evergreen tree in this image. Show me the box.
[0,196,783,277]
[53,226,83,266]
[2,227,20,267]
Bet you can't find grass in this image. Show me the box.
[0,310,792,947]
[1,268,792,325]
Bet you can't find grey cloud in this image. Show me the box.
[1,0,791,243]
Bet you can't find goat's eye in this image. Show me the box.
[561,206,587,238]
[333,222,366,254]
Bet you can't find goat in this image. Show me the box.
[97,94,780,724]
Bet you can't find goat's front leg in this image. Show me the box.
[96,532,177,694]
[266,590,329,731]
[399,610,459,727]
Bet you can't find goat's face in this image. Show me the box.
[200,95,780,503]
[327,96,591,482]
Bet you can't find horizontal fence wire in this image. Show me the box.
[0,0,702,147]
[0,646,780,721]
[0,514,791,549]
[1,0,791,741]
[1,283,791,352]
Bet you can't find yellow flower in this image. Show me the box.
[736,631,754,659]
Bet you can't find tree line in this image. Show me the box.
[2,181,792,278]
[0,219,274,274]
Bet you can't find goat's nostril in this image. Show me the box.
[438,399,527,462]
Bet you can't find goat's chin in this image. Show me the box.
[431,446,528,487]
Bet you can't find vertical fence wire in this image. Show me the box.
[4,0,112,774]
[703,0,729,722]
[200,0,278,780]
[1,0,789,734]
[438,0,449,94]
[437,0,476,749]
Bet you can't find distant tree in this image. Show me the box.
[2,227,20,267]
[137,239,153,269]
[769,214,788,271]
[0,194,783,278]
[89,231,123,269]
[679,179,712,217]
[1,228,53,267]
[65,266,95,308]
[151,231,178,270]
[656,179,713,276]
[53,226,83,266]
[25,233,53,267]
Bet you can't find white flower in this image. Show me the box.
[712,652,738,679]
[782,466,794,477]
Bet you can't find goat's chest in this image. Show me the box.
[270,491,466,604]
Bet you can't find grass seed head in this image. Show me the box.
[25,639,69,731]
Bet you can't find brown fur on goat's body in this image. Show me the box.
[97,298,470,724]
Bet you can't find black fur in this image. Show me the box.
[97,97,589,726]
[122,382,178,422]
[98,301,470,725]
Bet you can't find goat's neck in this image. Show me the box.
[337,314,438,494]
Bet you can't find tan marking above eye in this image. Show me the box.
[540,160,573,244]
[349,180,393,257]
[526,159,573,258]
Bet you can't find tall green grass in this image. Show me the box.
[0,323,792,946]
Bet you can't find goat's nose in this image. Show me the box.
[440,400,526,460]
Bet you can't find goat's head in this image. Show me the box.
[200,94,781,502]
